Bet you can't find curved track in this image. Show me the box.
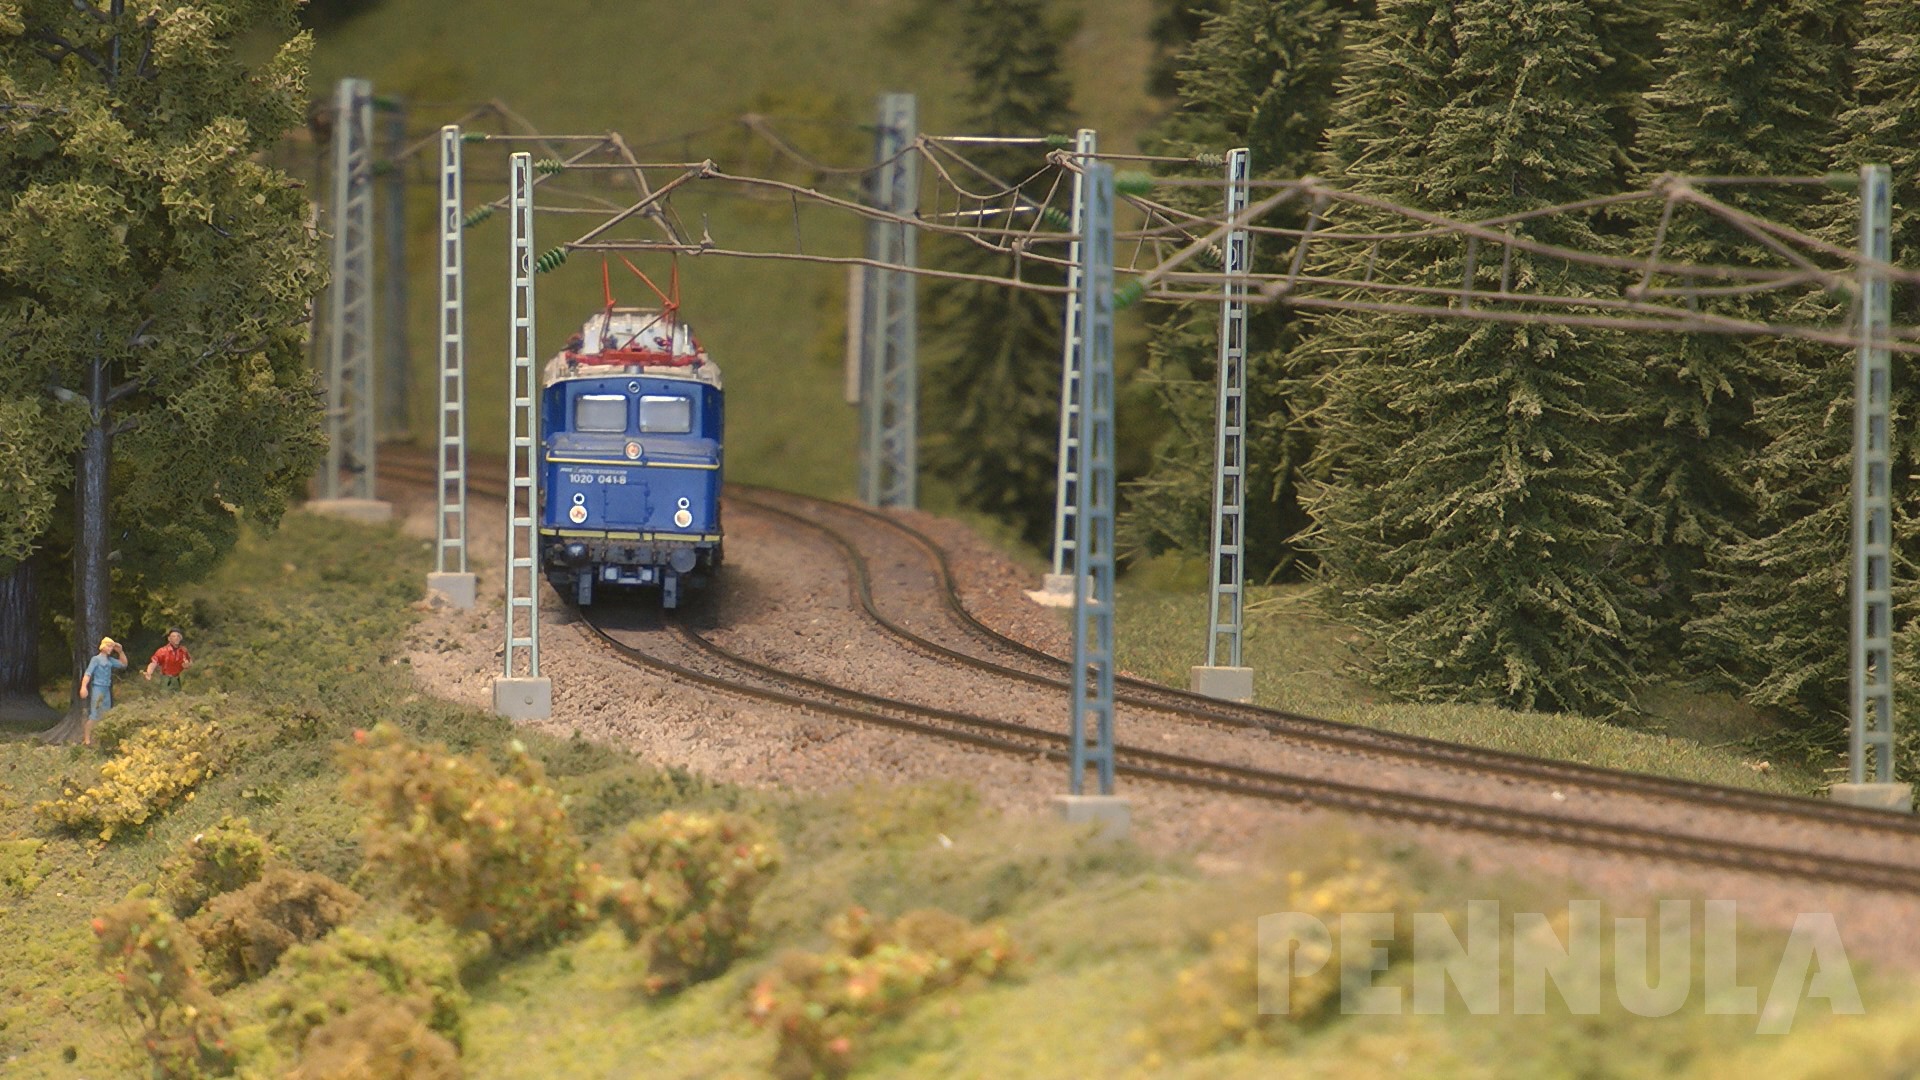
[376,451,1920,893]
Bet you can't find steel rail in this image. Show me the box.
[726,483,1920,839]
[578,598,1920,894]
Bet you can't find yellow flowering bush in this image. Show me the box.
[600,810,782,994]
[340,725,592,953]
[36,719,220,842]
[747,906,1018,1080]
[1138,858,1417,1062]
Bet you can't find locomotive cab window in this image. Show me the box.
[638,395,692,434]
[575,394,628,432]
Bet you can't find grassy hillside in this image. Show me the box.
[2,516,1913,1078]
[301,0,1160,502]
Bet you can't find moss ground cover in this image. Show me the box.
[1110,561,1825,796]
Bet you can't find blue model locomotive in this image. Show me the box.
[540,307,723,608]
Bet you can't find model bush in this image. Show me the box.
[1138,859,1416,1061]
[159,814,271,917]
[283,1002,462,1080]
[340,725,592,952]
[601,810,782,994]
[36,718,220,841]
[188,868,363,991]
[747,906,1017,1080]
[262,916,470,1056]
[91,896,235,1080]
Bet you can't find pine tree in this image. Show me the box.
[1304,0,1658,714]
[919,0,1077,549]
[1627,0,1862,667]
[1118,0,1358,579]
[0,1,325,730]
[1686,0,1920,732]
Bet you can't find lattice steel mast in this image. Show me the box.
[494,151,551,719]
[429,124,475,608]
[1851,163,1898,790]
[1042,129,1097,601]
[1069,162,1118,798]
[321,77,376,501]
[858,93,919,508]
[1194,147,1254,702]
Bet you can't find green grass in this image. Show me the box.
[1,516,1913,1077]
[1109,558,1825,796]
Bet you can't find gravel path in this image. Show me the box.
[387,487,1920,976]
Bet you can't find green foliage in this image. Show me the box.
[91,896,235,1080]
[34,717,220,841]
[340,725,592,953]
[746,906,1018,1080]
[187,868,362,992]
[1121,0,1357,580]
[1626,0,1861,662]
[0,837,45,898]
[600,811,781,994]
[1304,0,1657,714]
[158,813,270,917]
[0,0,326,652]
[919,0,1079,550]
[262,916,470,1057]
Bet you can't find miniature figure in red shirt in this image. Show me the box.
[144,628,192,692]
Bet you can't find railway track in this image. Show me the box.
[375,449,1920,893]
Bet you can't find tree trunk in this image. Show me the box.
[49,357,113,745]
[0,553,57,726]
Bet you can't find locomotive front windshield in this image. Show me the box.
[638,395,692,434]
[575,394,627,432]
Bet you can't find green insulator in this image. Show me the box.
[1196,245,1223,270]
[1823,171,1863,191]
[1114,171,1154,196]
[461,132,488,143]
[535,246,570,273]
[1039,205,1071,231]
[370,160,397,177]
[1193,152,1226,169]
[1044,133,1073,150]
[534,158,566,176]
[462,206,495,229]
[1114,278,1147,310]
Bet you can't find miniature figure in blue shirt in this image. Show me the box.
[80,637,127,747]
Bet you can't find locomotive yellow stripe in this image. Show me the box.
[545,455,718,470]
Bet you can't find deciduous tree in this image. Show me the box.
[0,0,325,733]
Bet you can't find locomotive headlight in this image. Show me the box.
[563,541,588,563]
[673,509,693,528]
[625,441,642,460]
[568,505,588,524]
